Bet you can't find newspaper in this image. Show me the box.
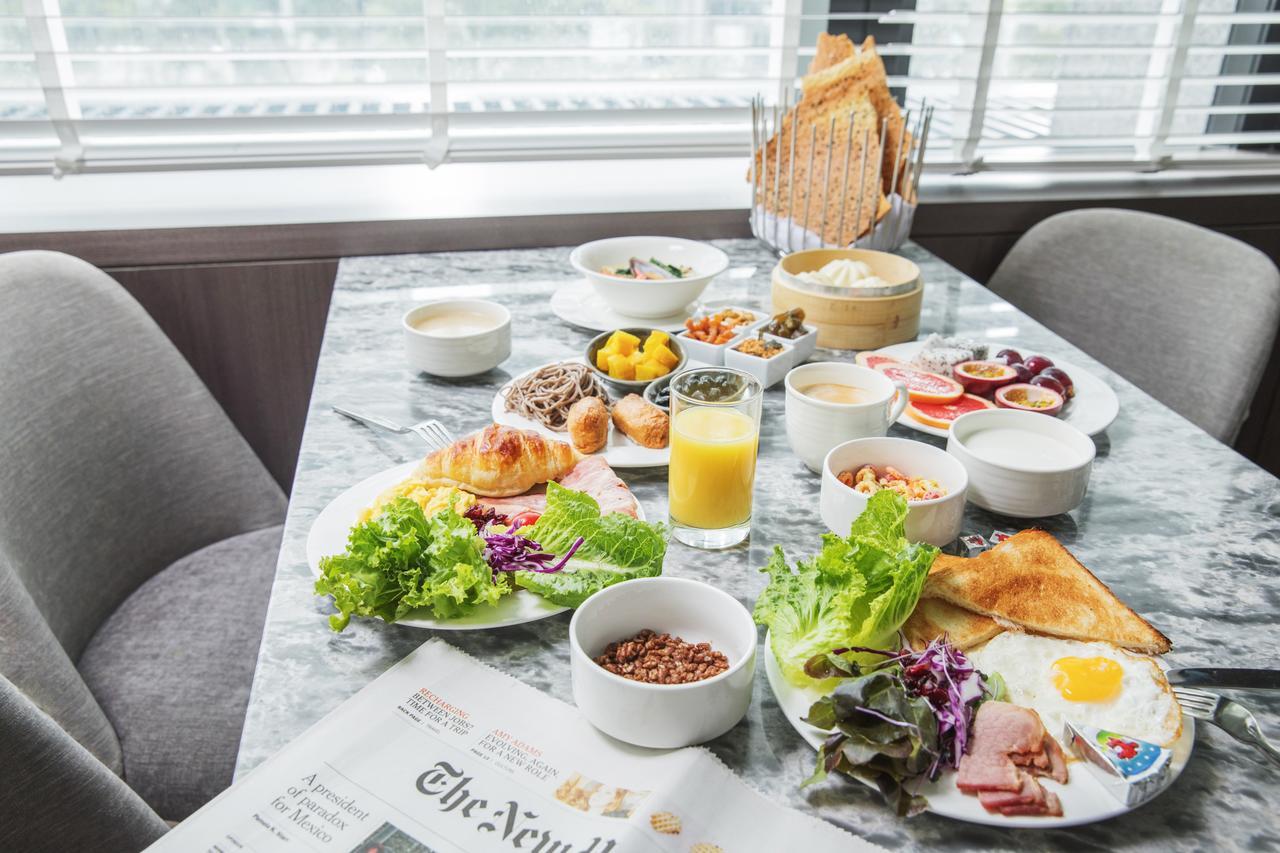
[150,640,875,853]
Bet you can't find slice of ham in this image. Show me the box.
[478,491,547,518]
[956,752,1023,794]
[956,701,1068,818]
[556,455,639,518]
[999,791,1062,818]
[476,456,638,520]
[977,774,1046,811]
[1039,734,1069,785]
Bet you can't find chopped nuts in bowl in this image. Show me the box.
[594,629,730,685]
[569,577,757,748]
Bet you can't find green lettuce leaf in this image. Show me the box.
[802,668,940,817]
[753,490,938,687]
[514,482,667,607]
[315,498,506,631]
[754,546,867,689]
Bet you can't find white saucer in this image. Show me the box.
[551,279,697,333]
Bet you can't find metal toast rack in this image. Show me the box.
[749,90,933,256]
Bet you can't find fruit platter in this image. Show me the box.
[859,335,1120,438]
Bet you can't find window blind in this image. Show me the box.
[3,0,1279,175]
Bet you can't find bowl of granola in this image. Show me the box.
[819,436,968,547]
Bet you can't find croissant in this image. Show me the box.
[413,424,580,497]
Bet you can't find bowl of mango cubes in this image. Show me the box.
[586,328,686,392]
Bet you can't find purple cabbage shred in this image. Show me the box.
[834,637,988,778]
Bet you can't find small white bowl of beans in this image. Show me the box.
[569,577,757,748]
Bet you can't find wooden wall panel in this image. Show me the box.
[108,260,337,491]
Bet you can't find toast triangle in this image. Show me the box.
[901,597,1004,651]
[924,530,1172,654]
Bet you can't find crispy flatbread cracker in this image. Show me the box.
[802,36,913,198]
[753,96,886,246]
[750,35,912,237]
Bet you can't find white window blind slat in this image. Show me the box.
[2,0,1278,176]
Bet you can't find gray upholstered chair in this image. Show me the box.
[0,250,288,850]
[987,208,1280,443]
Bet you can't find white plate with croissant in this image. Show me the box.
[307,424,646,630]
[492,358,670,468]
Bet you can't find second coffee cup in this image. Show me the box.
[784,362,909,473]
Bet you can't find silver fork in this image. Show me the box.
[1174,686,1280,766]
[332,406,454,451]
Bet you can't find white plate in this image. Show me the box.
[308,460,644,630]
[763,641,1193,828]
[493,357,670,468]
[551,279,698,333]
[874,341,1120,438]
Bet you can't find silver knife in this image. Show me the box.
[1165,667,1280,690]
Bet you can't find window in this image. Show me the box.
[4,0,1278,175]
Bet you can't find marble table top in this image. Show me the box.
[237,238,1280,850]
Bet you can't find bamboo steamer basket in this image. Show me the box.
[771,248,922,351]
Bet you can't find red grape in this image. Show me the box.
[1024,354,1055,375]
[1039,367,1074,399]
[1030,374,1066,396]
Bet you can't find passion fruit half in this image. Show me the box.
[953,360,1018,396]
[994,382,1064,417]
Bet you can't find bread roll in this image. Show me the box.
[611,394,669,449]
[567,397,609,453]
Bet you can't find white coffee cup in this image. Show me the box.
[784,362,910,473]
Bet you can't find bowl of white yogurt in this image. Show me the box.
[945,408,1095,518]
[403,298,511,377]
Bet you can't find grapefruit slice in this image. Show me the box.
[875,363,964,404]
[907,393,995,429]
[855,351,900,371]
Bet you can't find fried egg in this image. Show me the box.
[968,633,1183,748]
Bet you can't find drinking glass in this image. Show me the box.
[667,367,764,549]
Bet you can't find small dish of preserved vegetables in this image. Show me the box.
[761,308,807,339]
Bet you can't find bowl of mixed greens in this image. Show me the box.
[570,236,729,319]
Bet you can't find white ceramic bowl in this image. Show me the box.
[570,236,730,319]
[946,408,1095,518]
[820,437,968,546]
[569,577,757,749]
[403,299,511,377]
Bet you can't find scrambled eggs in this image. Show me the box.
[357,481,475,524]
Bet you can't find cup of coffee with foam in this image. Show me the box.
[784,362,909,473]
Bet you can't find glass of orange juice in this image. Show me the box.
[668,367,764,549]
